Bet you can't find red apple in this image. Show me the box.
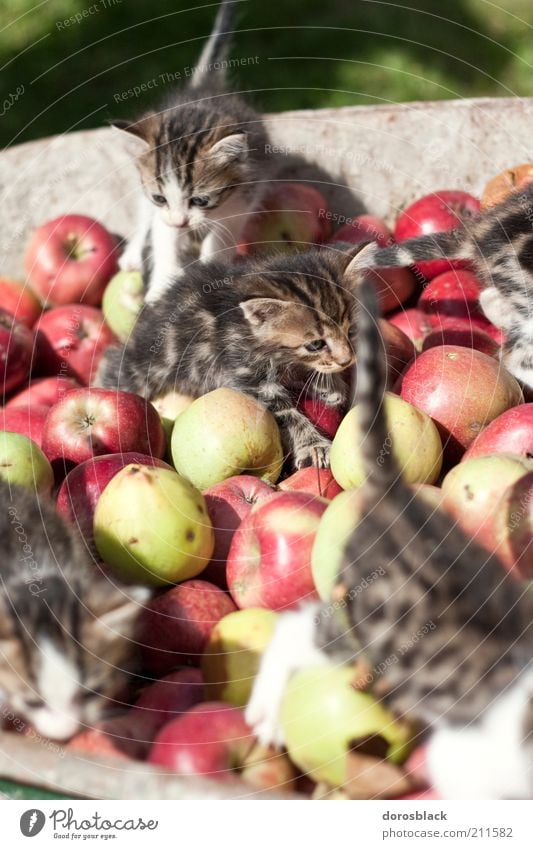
[202,475,275,588]
[6,375,80,408]
[139,579,237,676]
[134,669,204,730]
[388,308,430,350]
[68,711,153,761]
[42,387,166,472]
[0,277,42,328]
[56,451,172,547]
[417,269,500,342]
[489,472,533,579]
[394,190,480,279]
[34,304,116,385]
[380,318,416,385]
[237,184,330,255]
[462,404,533,461]
[0,404,49,448]
[227,490,326,610]
[398,345,523,465]
[25,214,119,306]
[296,396,343,440]
[422,320,500,358]
[279,467,342,499]
[0,309,34,395]
[330,214,394,247]
[148,702,296,790]
[369,267,417,313]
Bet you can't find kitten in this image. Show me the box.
[114,0,272,304]
[246,275,533,799]
[351,185,533,387]
[0,481,150,741]
[97,247,361,470]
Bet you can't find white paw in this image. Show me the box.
[119,248,142,272]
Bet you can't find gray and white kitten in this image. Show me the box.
[246,276,533,799]
[351,185,533,388]
[0,481,150,741]
[115,0,271,304]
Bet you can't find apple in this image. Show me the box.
[489,472,533,579]
[94,464,215,586]
[330,393,443,489]
[202,608,278,706]
[295,396,343,440]
[25,214,119,306]
[42,387,166,470]
[0,309,34,395]
[462,404,533,461]
[0,404,50,448]
[171,388,283,490]
[330,214,394,247]
[148,702,296,791]
[279,467,343,500]
[442,453,533,540]
[102,270,144,341]
[34,304,116,385]
[379,318,416,385]
[398,345,523,465]
[202,474,275,588]
[68,713,145,761]
[151,390,195,422]
[0,430,53,493]
[369,267,417,313]
[417,270,499,342]
[0,277,41,328]
[311,489,367,600]
[138,579,236,675]
[237,183,331,255]
[422,320,500,358]
[6,375,80,408]
[227,490,326,610]
[388,307,430,350]
[56,451,172,549]
[281,666,414,787]
[481,163,533,210]
[394,190,480,279]
[134,668,204,729]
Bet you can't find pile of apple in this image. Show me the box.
[1,169,532,799]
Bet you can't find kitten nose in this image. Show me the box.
[174,217,189,229]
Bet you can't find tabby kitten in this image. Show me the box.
[246,276,533,799]
[115,0,272,303]
[97,247,360,470]
[352,184,533,387]
[0,481,150,741]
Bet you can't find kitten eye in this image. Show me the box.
[25,697,44,710]
[304,339,328,353]
[151,194,167,206]
[190,195,210,208]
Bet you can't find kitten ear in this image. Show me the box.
[208,133,248,164]
[342,242,378,285]
[240,297,287,326]
[110,115,157,154]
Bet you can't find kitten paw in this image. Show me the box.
[294,440,331,469]
[118,250,142,272]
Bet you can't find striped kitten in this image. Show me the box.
[352,185,533,387]
[0,481,150,741]
[115,0,271,304]
[246,277,533,799]
[97,247,360,470]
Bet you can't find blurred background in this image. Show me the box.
[2,0,533,148]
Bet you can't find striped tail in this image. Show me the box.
[348,229,468,271]
[190,0,238,88]
[355,276,400,488]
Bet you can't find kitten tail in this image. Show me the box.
[349,230,470,271]
[190,0,238,88]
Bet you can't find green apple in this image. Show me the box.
[171,388,283,490]
[0,430,53,494]
[311,490,366,601]
[281,665,414,787]
[331,392,442,489]
[93,464,214,585]
[102,270,143,341]
[202,608,278,706]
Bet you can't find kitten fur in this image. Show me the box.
[115,0,273,303]
[0,481,150,741]
[351,185,533,388]
[246,276,533,799]
[97,247,360,470]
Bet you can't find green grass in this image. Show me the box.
[2,0,533,148]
